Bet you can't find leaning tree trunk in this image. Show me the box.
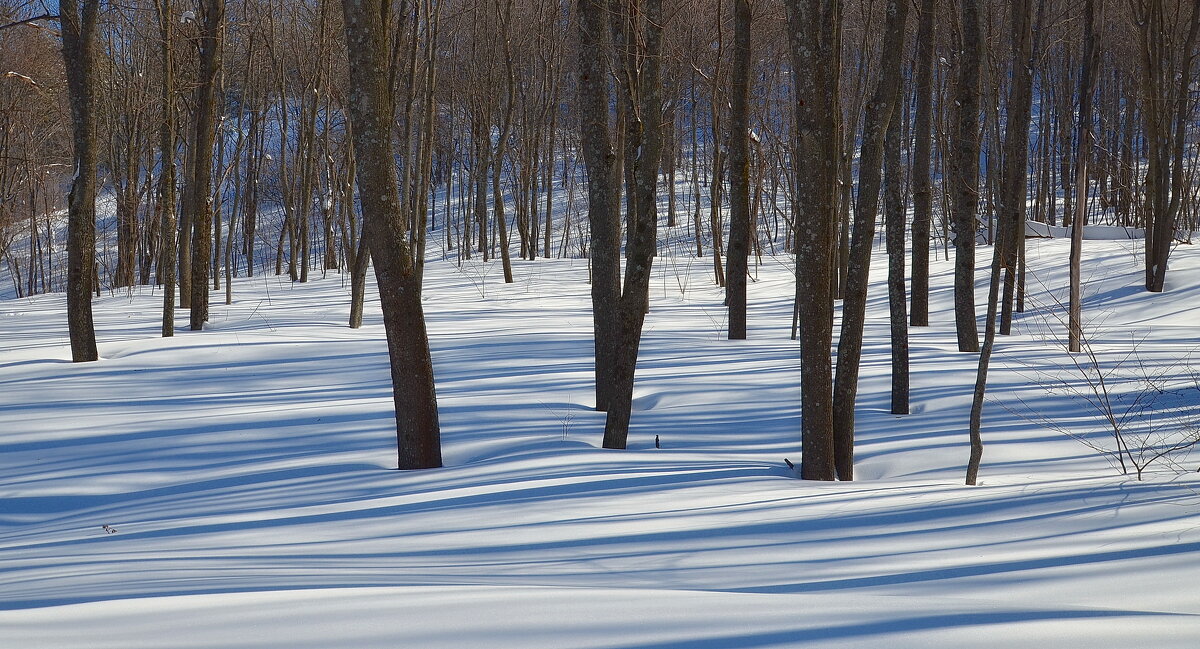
[60,0,100,362]
[341,0,442,470]
[831,0,909,481]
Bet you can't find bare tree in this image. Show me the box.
[341,0,442,469]
[725,0,752,340]
[59,0,100,362]
[784,0,841,480]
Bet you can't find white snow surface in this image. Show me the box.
[2,238,1200,647]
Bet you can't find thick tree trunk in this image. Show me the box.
[784,0,841,481]
[342,0,442,470]
[577,0,621,414]
[60,0,100,362]
[187,0,225,331]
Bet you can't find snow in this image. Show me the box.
[2,237,1199,647]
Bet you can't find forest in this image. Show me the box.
[1,0,1200,645]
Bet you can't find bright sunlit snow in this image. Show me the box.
[2,235,1199,647]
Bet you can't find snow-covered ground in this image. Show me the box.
[2,236,1199,647]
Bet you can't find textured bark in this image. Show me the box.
[342,0,442,469]
[577,0,621,413]
[884,115,908,416]
[725,0,752,340]
[154,0,177,338]
[950,0,983,352]
[60,0,100,362]
[999,0,1037,336]
[599,0,666,450]
[186,0,225,331]
[909,0,935,328]
[784,0,841,481]
[831,0,908,480]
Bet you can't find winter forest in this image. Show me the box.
[2,0,1200,646]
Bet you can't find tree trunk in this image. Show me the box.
[909,0,935,328]
[831,0,908,480]
[60,0,100,362]
[884,111,908,415]
[725,0,751,340]
[784,0,841,480]
[950,0,983,352]
[1069,0,1100,352]
[577,0,621,414]
[341,0,442,470]
[187,0,225,331]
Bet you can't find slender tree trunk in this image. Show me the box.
[909,0,935,328]
[884,112,908,415]
[725,0,752,340]
[1069,0,1101,352]
[155,0,177,338]
[950,0,983,352]
[1000,0,1038,336]
[831,0,908,480]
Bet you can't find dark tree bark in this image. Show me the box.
[596,0,666,450]
[725,0,752,340]
[784,0,841,481]
[950,0,983,352]
[342,0,442,469]
[999,0,1039,336]
[884,112,908,416]
[186,0,225,331]
[831,0,909,480]
[577,0,621,414]
[909,0,935,328]
[60,0,100,362]
[154,0,177,338]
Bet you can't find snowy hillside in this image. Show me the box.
[1,237,1199,648]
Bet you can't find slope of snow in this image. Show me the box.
[1,238,1199,647]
